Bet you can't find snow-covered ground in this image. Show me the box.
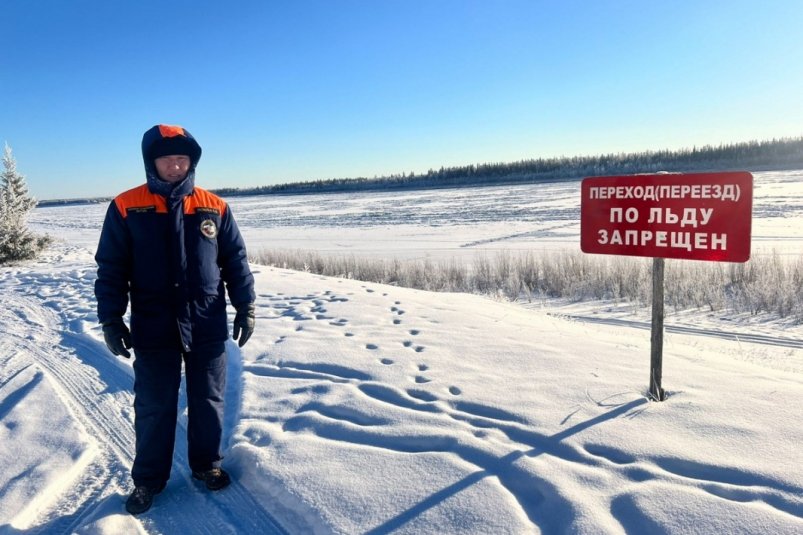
[1,171,801,534]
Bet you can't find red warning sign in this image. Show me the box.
[581,172,753,262]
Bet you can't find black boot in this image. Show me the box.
[125,483,165,515]
[192,467,231,491]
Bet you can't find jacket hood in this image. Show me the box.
[141,124,202,197]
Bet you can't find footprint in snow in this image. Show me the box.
[366,343,379,350]
[403,341,426,353]
[414,376,432,384]
[380,358,394,365]
[407,389,438,402]
[449,386,462,396]
[243,428,272,447]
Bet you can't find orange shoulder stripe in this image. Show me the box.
[114,184,168,218]
[184,187,228,216]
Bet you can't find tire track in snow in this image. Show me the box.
[0,290,130,533]
[460,222,576,248]
[549,313,803,349]
[2,270,288,534]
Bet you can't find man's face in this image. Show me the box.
[154,155,192,183]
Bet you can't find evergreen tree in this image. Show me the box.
[0,143,51,264]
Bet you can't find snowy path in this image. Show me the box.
[0,246,287,534]
[1,291,132,534]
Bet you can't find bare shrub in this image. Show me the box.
[723,253,803,319]
[251,248,803,322]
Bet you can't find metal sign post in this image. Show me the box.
[649,257,665,401]
[580,172,753,401]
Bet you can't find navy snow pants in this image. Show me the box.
[131,343,227,488]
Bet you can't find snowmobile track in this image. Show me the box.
[2,289,288,534]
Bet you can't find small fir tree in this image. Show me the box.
[0,143,51,264]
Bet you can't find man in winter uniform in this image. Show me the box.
[95,124,256,515]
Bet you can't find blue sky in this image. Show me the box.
[2,0,802,200]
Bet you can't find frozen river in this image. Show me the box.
[32,169,803,261]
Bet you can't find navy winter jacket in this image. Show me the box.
[95,127,255,352]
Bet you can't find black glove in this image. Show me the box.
[102,318,132,358]
[233,303,255,347]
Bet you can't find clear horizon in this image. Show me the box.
[32,135,801,203]
[3,0,802,200]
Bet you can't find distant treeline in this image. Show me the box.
[211,136,803,197]
[38,136,803,206]
[37,197,112,207]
